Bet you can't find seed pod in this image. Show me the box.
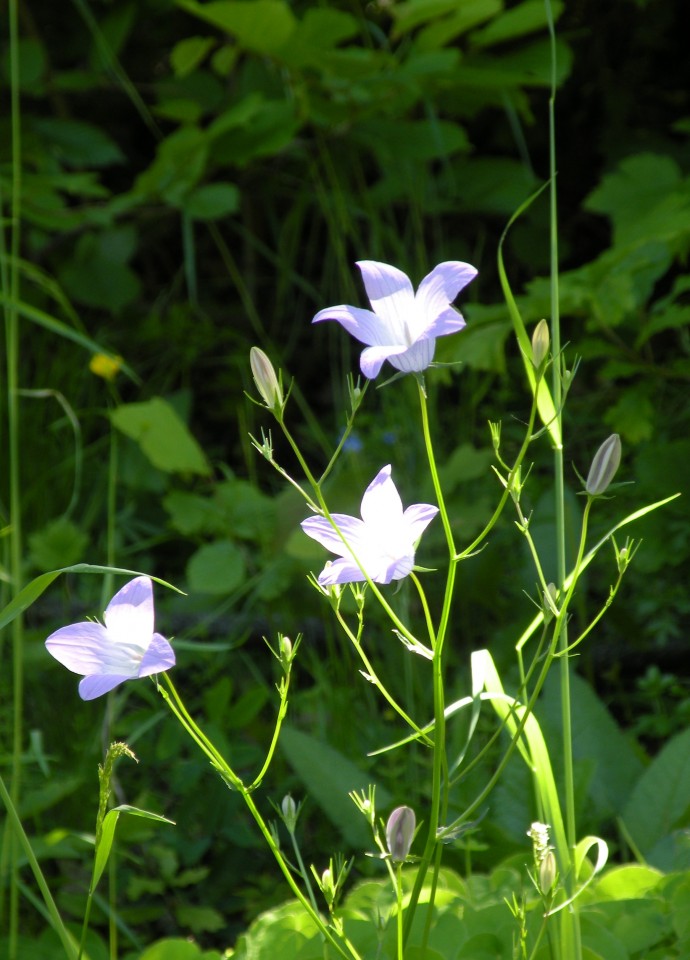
[386,806,416,862]
[586,434,622,496]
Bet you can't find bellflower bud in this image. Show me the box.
[281,794,298,833]
[386,805,416,862]
[250,347,284,415]
[585,434,622,496]
[531,319,550,368]
[539,849,557,895]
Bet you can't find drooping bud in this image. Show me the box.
[386,805,416,863]
[531,319,550,368]
[585,434,621,496]
[250,347,284,415]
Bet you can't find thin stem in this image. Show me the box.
[0,775,79,960]
[158,676,361,960]
[545,1,580,955]
[5,0,24,952]
[403,384,454,947]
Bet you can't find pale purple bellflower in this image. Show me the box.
[301,465,438,586]
[45,576,175,700]
[313,260,477,379]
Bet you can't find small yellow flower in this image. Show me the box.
[90,353,123,381]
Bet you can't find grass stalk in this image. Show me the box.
[545,1,580,956]
[2,0,25,954]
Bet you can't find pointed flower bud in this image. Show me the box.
[281,794,298,833]
[250,347,284,415]
[386,805,416,862]
[586,434,621,496]
[543,582,559,623]
[539,849,557,895]
[531,319,550,368]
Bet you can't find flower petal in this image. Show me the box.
[359,465,403,527]
[415,261,477,333]
[79,674,132,701]
[359,343,410,379]
[356,261,415,341]
[46,621,114,675]
[301,514,367,558]
[388,339,436,373]
[312,305,388,348]
[139,632,176,677]
[317,557,365,585]
[403,503,440,542]
[104,576,154,641]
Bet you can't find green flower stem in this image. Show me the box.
[2,1,24,953]
[409,573,437,649]
[158,676,361,960]
[545,0,579,952]
[334,606,431,742]
[403,384,455,947]
[0,774,80,960]
[287,833,321,920]
[248,672,291,791]
[456,382,540,562]
[395,862,404,960]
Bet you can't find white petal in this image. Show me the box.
[360,465,403,527]
[356,261,416,343]
[388,339,436,372]
[104,577,154,649]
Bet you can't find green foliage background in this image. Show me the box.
[1,0,689,953]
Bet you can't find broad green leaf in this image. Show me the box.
[621,727,690,858]
[539,673,644,822]
[111,397,211,476]
[6,37,47,90]
[175,905,225,933]
[443,304,510,373]
[470,0,564,49]
[164,490,226,536]
[30,117,124,168]
[186,540,246,594]
[603,390,654,444]
[182,181,239,220]
[593,864,663,901]
[170,36,216,76]
[585,154,683,238]
[392,0,499,38]
[354,118,469,162]
[581,898,669,956]
[210,100,298,166]
[459,37,572,89]
[230,900,323,959]
[176,0,297,55]
[280,726,391,848]
[278,8,359,68]
[28,518,88,573]
[58,226,141,312]
[139,937,224,959]
[134,126,208,205]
